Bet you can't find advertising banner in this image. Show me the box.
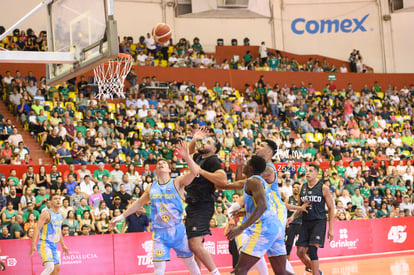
[113,228,232,274]
[1,218,413,274]
[31,235,114,275]
[1,239,32,275]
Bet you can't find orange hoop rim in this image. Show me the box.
[117,53,133,59]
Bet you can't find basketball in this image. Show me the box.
[152,23,172,43]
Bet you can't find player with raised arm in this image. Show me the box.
[30,194,70,275]
[287,164,335,275]
[111,141,201,275]
[226,155,287,275]
[186,126,228,275]
[225,139,308,274]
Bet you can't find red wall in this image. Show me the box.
[1,160,405,179]
[1,63,413,94]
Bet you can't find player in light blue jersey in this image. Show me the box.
[111,141,201,275]
[226,155,288,275]
[30,193,70,275]
[225,140,308,274]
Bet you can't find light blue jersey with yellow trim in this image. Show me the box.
[149,178,183,230]
[39,208,62,243]
[243,175,278,229]
[267,162,288,226]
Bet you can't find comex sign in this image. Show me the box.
[291,14,370,34]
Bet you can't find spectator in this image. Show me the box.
[115,184,132,210]
[6,186,20,211]
[112,208,126,233]
[63,210,79,236]
[214,205,227,228]
[80,224,90,236]
[93,163,111,183]
[79,210,95,232]
[50,176,67,195]
[7,128,23,148]
[0,227,10,240]
[80,175,94,197]
[110,163,124,191]
[22,201,39,223]
[23,213,37,232]
[62,224,70,237]
[351,188,364,209]
[9,214,23,239]
[34,186,49,212]
[123,207,150,233]
[65,174,78,196]
[399,195,413,213]
[88,185,103,208]
[96,212,112,234]
[70,185,86,210]
[76,198,93,221]
[59,198,74,220]
[110,197,124,218]
[94,200,110,221]
[2,201,18,227]
[102,182,114,209]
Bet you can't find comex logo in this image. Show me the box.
[329,229,358,249]
[291,14,370,35]
[388,225,407,243]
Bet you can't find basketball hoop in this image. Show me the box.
[93,53,134,99]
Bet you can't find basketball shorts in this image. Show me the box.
[240,222,286,258]
[185,203,215,239]
[37,240,60,264]
[152,223,193,262]
[296,219,327,248]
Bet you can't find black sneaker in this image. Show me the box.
[305,267,323,275]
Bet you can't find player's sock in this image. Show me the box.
[182,256,201,275]
[285,260,295,274]
[154,261,166,275]
[41,262,54,275]
[250,257,269,275]
[211,268,220,275]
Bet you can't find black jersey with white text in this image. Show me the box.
[300,181,326,221]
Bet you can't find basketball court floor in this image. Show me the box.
[160,250,414,275]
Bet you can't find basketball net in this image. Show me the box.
[93,53,134,99]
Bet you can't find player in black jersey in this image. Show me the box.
[284,182,302,259]
[186,127,228,275]
[287,164,335,275]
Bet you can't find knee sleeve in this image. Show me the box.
[41,262,55,275]
[182,256,201,275]
[308,246,318,261]
[153,261,166,275]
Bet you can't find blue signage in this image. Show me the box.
[291,14,370,35]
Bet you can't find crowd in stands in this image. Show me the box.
[0,26,354,72]
[0,155,413,239]
[0,28,413,239]
[0,27,47,51]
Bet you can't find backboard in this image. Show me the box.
[46,0,118,86]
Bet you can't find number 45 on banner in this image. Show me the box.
[387,226,407,243]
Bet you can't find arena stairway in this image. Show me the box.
[0,100,54,165]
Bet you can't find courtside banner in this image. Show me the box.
[1,239,32,275]
[113,228,232,274]
[31,234,114,275]
[1,218,413,274]
[289,217,414,261]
